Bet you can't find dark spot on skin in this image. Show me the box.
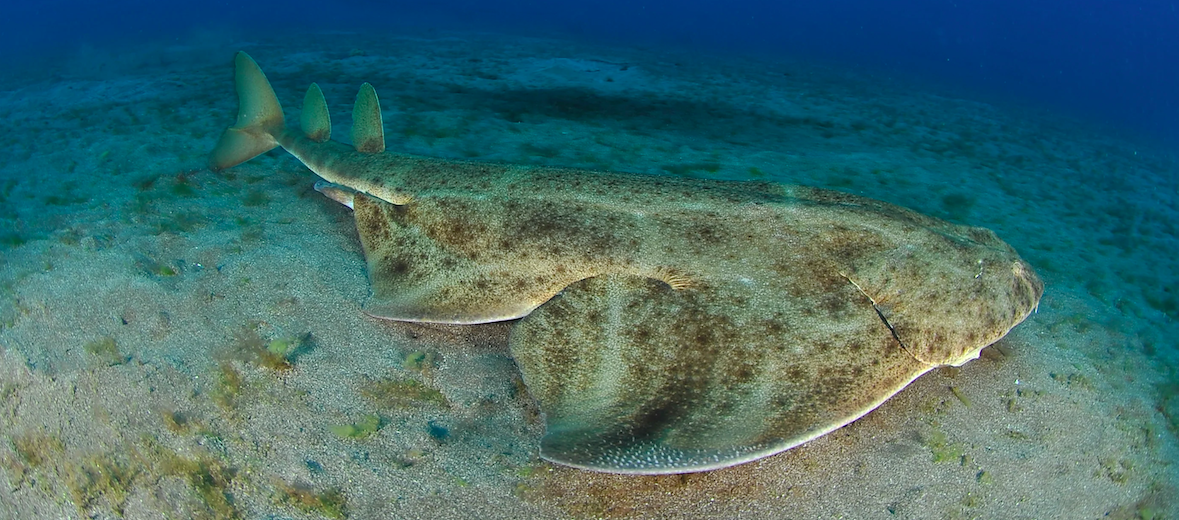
[814,369,857,406]
[770,394,795,410]
[818,293,850,315]
[624,401,682,442]
[354,197,394,243]
[376,257,411,281]
[965,226,998,245]
[692,329,712,347]
[729,363,756,384]
[629,327,652,344]
[539,297,571,322]
[1011,275,1034,306]
[983,315,998,332]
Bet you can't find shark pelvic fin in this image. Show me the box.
[351,82,385,154]
[209,51,283,171]
[313,180,356,209]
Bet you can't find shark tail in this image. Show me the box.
[209,51,284,171]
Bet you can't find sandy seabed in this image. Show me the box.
[0,29,1176,519]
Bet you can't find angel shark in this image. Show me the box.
[209,52,1043,474]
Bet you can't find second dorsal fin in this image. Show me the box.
[301,83,331,142]
[351,83,384,154]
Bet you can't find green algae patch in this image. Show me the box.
[4,433,242,520]
[220,323,310,372]
[159,409,213,437]
[149,443,242,520]
[210,362,243,411]
[10,431,65,470]
[1096,457,1133,484]
[1050,371,1093,390]
[65,452,141,515]
[359,376,449,410]
[84,336,128,366]
[2,432,64,494]
[266,333,309,360]
[402,350,438,372]
[328,413,382,439]
[923,429,967,464]
[133,253,179,277]
[161,409,192,433]
[276,480,348,519]
[948,386,971,408]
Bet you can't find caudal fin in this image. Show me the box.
[208,52,284,171]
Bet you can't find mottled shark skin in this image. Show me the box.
[210,52,1043,474]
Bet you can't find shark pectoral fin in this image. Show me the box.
[352,193,545,324]
[508,274,933,474]
[509,275,776,474]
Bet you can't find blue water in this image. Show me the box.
[3,0,1177,145]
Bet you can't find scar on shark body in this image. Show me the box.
[210,52,1043,474]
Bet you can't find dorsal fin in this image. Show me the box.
[300,83,331,142]
[351,83,384,154]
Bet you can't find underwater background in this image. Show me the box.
[0,1,1176,519]
[4,0,1178,145]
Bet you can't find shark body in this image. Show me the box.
[210,52,1042,474]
